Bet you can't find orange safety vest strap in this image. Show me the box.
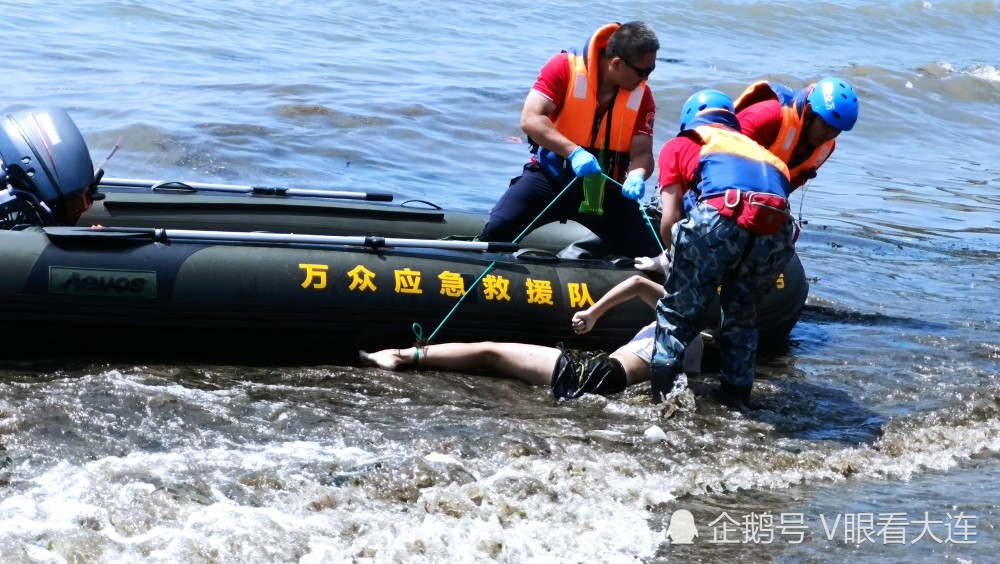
[734,81,778,113]
[554,23,644,153]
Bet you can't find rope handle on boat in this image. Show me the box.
[399,199,443,210]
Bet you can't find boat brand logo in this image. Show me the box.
[821,81,837,110]
[49,267,157,298]
[35,111,62,146]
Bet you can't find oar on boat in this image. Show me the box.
[98,177,393,202]
[43,226,519,253]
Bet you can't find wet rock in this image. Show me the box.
[238,470,286,491]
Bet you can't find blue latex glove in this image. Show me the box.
[568,146,601,177]
[622,170,645,201]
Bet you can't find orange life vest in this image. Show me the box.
[734,81,834,182]
[681,111,790,200]
[552,23,647,178]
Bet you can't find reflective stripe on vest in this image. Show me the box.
[554,23,644,153]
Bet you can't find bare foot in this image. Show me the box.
[358,349,405,371]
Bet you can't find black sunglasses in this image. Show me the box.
[616,54,655,78]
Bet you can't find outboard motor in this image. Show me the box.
[0,107,95,228]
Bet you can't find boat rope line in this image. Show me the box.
[601,173,665,253]
[412,260,500,346]
[410,176,580,353]
[795,178,810,230]
[410,323,424,367]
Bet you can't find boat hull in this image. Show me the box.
[0,223,807,366]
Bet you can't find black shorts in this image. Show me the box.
[550,344,628,400]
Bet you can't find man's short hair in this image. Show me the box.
[606,21,660,61]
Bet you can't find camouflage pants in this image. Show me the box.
[651,200,795,397]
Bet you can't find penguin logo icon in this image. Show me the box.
[666,509,698,544]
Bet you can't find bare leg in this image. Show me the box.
[359,342,562,387]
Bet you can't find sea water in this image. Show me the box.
[2,1,999,561]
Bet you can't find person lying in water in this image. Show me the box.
[359,275,703,401]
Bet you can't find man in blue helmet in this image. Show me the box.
[639,89,796,406]
[734,77,859,190]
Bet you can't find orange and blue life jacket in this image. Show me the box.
[680,110,791,213]
[734,81,834,183]
[536,23,647,182]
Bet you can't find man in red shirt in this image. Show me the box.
[479,22,662,258]
[735,77,860,190]
[651,90,795,406]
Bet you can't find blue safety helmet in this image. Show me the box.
[806,77,859,131]
[679,89,735,131]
